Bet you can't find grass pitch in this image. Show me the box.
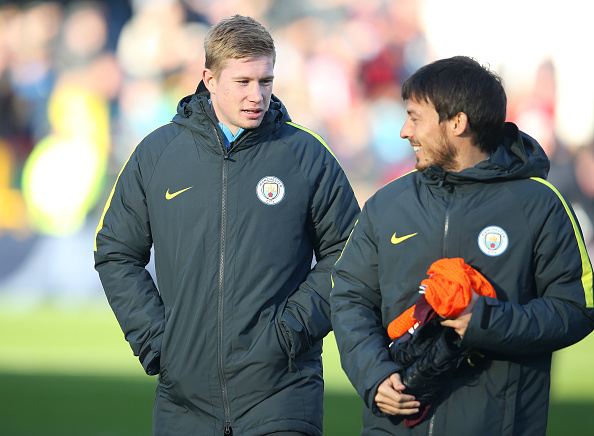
[0,302,593,435]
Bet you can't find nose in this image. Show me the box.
[247,83,263,103]
[400,118,412,139]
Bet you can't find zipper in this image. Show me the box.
[201,100,251,434]
[437,172,446,188]
[443,205,450,257]
[218,149,231,433]
[440,174,455,258]
[434,178,454,435]
[215,131,249,436]
[206,119,232,435]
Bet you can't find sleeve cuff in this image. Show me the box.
[139,342,161,376]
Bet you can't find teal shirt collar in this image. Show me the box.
[209,99,244,147]
[218,122,244,147]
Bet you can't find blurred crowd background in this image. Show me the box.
[1,0,593,306]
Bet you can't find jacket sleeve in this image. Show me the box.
[281,142,360,360]
[464,184,594,354]
[94,147,165,375]
[330,206,402,414]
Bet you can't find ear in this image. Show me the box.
[451,112,469,137]
[203,68,216,94]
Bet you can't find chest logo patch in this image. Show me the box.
[391,232,417,245]
[256,176,285,205]
[165,186,193,200]
[478,226,508,256]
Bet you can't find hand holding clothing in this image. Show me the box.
[330,122,594,435]
[374,373,420,416]
[440,289,479,338]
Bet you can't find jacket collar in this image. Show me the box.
[420,122,550,187]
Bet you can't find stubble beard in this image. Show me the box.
[415,129,459,172]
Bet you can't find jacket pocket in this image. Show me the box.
[158,306,173,372]
[278,310,312,371]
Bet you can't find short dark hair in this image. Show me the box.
[401,56,506,153]
[204,15,276,77]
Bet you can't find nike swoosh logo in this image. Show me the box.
[165,186,193,200]
[391,232,418,244]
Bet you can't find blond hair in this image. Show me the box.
[204,15,276,77]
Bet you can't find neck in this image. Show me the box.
[452,138,489,172]
[458,150,489,171]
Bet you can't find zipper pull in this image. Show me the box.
[438,174,445,188]
[224,422,233,435]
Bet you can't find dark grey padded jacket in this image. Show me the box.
[331,123,594,435]
[94,82,360,435]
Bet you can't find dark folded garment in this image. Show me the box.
[390,318,466,404]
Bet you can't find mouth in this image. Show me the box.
[243,108,263,120]
[412,145,421,154]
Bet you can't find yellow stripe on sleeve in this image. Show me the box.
[532,177,594,307]
[94,122,173,252]
[93,154,132,252]
[287,121,339,161]
[286,121,360,206]
[331,219,358,289]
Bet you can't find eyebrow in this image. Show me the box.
[232,75,275,81]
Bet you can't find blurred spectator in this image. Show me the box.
[1,0,593,298]
[509,59,594,255]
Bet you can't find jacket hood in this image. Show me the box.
[422,122,550,185]
[171,80,290,139]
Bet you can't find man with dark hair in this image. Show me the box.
[94,14,359,435]
[401,55,507,155]
[330,55,594,435]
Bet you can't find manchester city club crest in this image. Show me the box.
[477,225,509,256]
[256,176,285,205]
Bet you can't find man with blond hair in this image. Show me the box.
[95,15,359,435]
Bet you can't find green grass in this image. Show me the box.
[1,302,593,435]
[1,372,155,436]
